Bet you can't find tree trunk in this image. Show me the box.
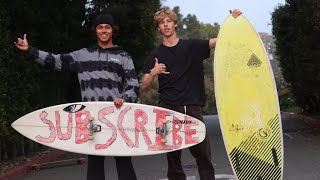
[0,138,2,161]
[18,136,25,156]
[26,139,34,154]
[8,141,17,159]
[34,141,40,152]
[22,137,25,155]
[3,140,8,160]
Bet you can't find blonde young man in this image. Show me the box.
[141,8,242,180]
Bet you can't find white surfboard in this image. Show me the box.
[12,102,206,156]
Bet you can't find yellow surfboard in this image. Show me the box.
[214,15,283,180]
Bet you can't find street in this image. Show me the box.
[16,115,320,180]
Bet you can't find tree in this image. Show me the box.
[272,0,320,115]
[0,2,12,161]
[0,0,162,161]
[0,0,86,161]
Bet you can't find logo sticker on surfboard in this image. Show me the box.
[247,53,262,67]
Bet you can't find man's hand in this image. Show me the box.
[14,34,29,51]
[114,98,125,109]
[140,58,170,92]
[229,9,242,18]
[150,58,170,76]
[209,38,217,49]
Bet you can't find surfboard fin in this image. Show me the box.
[235,153,241,172]
[272,148,279,167]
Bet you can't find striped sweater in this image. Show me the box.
[26,44,139,103]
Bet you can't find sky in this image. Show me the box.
[162,0,286,34]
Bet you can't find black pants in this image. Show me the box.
[160,103,215,180]
[87,155,137,180]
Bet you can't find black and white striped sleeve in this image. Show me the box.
[26,46,81,72]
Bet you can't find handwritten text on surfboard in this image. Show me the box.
[35,106,199,151]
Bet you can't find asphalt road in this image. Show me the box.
[16,115,320,180]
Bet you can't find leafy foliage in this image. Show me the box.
[272,0,320,115]
[0,0,161,161]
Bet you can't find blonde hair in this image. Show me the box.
[154,8,178,27]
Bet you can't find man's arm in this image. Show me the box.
[120,55,140,103]
[208,9,242,49]
[209,38,217,49]
[14,33,79,71]
[140,73,157,93]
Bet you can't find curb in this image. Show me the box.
[282,111,320,129]
[0,149,65,180]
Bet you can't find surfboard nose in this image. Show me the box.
[11,119,19,129]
